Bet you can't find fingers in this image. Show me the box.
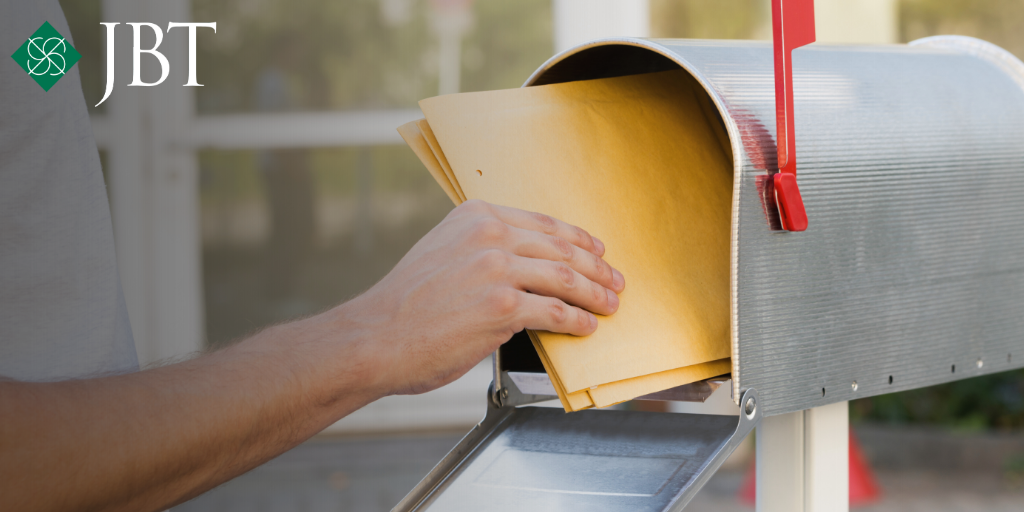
[483,202,606,257]
[510,227,625,293]
[516,292,598,337]
[512,256,620,316]
[453,199,623,339]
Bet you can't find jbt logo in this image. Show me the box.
[97,22,217,106]
[10,21,216,106]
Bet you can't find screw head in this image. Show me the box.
[851,381,858,392]
[744,397,756,416]
[977,359,984,369]
[500,388,509,399]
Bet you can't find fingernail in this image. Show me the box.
[589,313,598,331]
[606,289,619,311]
[592,237,606,254]
[612,269,625,291]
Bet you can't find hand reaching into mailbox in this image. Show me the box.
[0,199,623,512]
[341,198,626,396]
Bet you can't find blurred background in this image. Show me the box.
[59,0,1024,510]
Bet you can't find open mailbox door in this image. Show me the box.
[393,333,759,512]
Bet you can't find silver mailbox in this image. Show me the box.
[396,36,1024,511]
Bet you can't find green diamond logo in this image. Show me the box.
[10,21,81,91]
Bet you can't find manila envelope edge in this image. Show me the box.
[416,119,467,202]
[527,330,594,411]
[532,330,730,412]
[419,71,732,394]
[397,121,462,205]
[587,358,732,409]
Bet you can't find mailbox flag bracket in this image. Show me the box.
[771,0,815,232]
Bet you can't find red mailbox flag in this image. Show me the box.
[771,0,814,231]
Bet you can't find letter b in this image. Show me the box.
[128,22,169,86]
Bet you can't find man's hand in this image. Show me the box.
[340,199,625,396]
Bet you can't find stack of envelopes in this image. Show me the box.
[398,70,733,412]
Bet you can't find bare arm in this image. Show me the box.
[0,199,625,512]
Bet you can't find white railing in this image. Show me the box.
[92,109,422,150]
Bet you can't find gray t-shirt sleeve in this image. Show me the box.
[0,0,139,381]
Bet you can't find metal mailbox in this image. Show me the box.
[395,36,1024,511]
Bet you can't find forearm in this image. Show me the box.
[0,306,382,512]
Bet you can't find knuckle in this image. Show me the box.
[578,309,591,330]
[533,212,558,234]
[574,226,592,247]
[548,301,568,324]
[596,258,612,282]
[460,198,488,213]
[451,200,486,221]
[476,248,510,275]
[555,263,575,288]
[552,236,574,263]
[471,217,509,244]
[487,288,520,316]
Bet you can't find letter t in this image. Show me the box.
[167,22,217,86]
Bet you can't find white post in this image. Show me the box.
[102,0,205,366]
[429,0,473,96]
[757,410,805,512]
[804,401,849,512]
[144,0,205,363]
[552,0,650,54]
[756,402,849,512]
[102,0,151,363]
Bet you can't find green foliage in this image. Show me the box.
[852,369,1024,431]
[1005,453,1024,488]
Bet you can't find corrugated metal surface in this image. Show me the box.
[526,36,1024,417]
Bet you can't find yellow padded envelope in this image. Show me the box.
[407,70,733,411]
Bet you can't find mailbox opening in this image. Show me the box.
[528,44,683,87]
[497,42,739,405]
